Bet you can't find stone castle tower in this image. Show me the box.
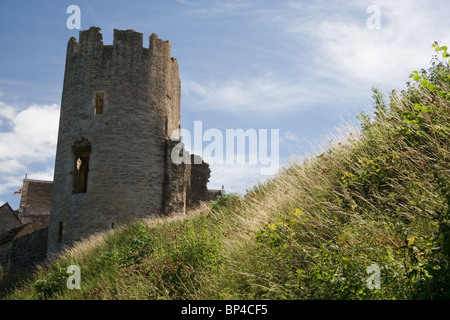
[47,27,203,254]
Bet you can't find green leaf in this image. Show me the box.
[414,75,421,81]
[408,235,415,247]
[428,84,437,92]
[420,79,429,88]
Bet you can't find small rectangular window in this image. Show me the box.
[94,92,104,115]
[58,221,63,243]
[72,141,91,194]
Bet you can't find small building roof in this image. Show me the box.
[0,223,34,245]
[0,202,22,226]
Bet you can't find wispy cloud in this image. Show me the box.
[0,175,23,196]
[0,101,59,203]
[183,73,318,113]
[280,0,450,89]
[0,102,59,162]
[0,103,16,128]
[25,168,54,181]
[209,163,272,194]
[0,159,26,175]
[181,1,450,116]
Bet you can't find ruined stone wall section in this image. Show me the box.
[48,27,181,254]
[190,155,212,205]
[163,140,191,215]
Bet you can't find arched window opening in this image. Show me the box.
[72,139,92,194]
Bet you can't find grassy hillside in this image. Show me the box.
[1,44,449,300]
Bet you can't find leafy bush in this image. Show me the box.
[32,264,68,300]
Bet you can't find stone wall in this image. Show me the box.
[163,140,191,215]
[190,154,212,206]
[1,227,48,272]
[8,227,48,272]
[48,27,183,254]
[0,223,36,272]
[17,179,52,230]
[0,242,10,271]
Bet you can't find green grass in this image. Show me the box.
[1,45,449,300]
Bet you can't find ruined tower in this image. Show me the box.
[47,27,188,254]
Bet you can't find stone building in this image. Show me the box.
[0,223,35,272]
[17,178,53,231]
[0,27,221,272]
[0,203,22,232]
[0,179,52,272]
[47,27,216,255]
[0,223,48,272]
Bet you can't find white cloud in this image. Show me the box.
[282,0,450,90]
[182,1,450,115]
[0,159,26,175]
[208,163,271,195]
[0,174,24,195]
[0,101,59,204]
[183,74,314,113]
[0,102,16,127]
[208,153,291,195]
[26,168,55,181]
[0,102,59,162]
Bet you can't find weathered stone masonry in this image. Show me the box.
[0,28,219,272]
[47,27,214,255]
[17,178,52,230]
[0,180,52,272]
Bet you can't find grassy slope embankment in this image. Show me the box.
[1,45,449,300]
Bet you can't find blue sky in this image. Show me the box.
[1,0,450,209]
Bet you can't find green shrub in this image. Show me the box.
[32,264,68,300]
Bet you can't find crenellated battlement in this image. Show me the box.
[65,26,174,60]
[113,28,143,48]
[78,26,103,52]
